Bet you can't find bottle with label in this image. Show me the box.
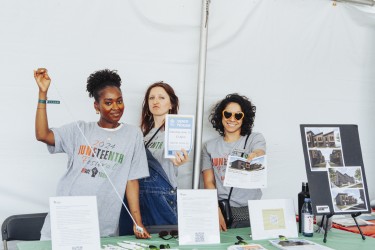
[298,182,310,233]
[301,198,314,237]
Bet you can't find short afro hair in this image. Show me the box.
[86,69,122,101]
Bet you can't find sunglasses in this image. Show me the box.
[222,110,244,121]
[149,244,171,249]
[158,230,178,240]
[235,235,248,245]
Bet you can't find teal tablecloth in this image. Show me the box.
[17,227,375,250]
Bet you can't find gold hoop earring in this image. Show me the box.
[96,110,99,114]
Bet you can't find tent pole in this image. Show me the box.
[193,0,210,189]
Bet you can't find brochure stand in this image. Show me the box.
[300,125,371,243]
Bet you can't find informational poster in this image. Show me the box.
[50,196,101,250]
[300,124,371,215]
[164,114,194,158]
[177,189,220,245]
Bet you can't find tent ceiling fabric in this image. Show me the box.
[336,0,375,6]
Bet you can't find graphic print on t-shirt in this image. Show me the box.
[77,141,125,179]
[147,140,163,150]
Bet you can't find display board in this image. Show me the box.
[300,124,371,215]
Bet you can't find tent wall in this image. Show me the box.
[0,0,374,225]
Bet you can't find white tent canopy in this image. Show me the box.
[0,0,374,226]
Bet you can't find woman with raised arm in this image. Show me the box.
[34,68,150,239]
[201,93,266,231]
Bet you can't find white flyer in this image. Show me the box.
[50,196,101,250]
[164,114,194,158]
[223,155,267,189]
[177,189,220,245]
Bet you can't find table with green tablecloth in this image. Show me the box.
[17,227,375,250]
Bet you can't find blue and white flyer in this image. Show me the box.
[164,114,194,158]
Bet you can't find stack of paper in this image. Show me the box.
[269,239,334,250]
[332,215,374,227]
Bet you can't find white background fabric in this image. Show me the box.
[1,0,374,227]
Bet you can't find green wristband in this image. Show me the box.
[47,100,60,104]
[38,99,60,104]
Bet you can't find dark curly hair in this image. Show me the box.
[209,93,256,136]
[86,69,122,101]
[141,81,179,136]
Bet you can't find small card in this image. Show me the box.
[50,196,101,250]
[164,114,194,158]
[177,189,220,245]
[248,199,298,240]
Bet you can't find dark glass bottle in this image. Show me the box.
[298,182,310,233]
[301,198,314,237]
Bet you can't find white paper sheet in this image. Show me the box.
[164,114,194,158]
[177,189,220,245]
[224,155,267,189]
[248,199,298,240]
[269,239,334,250]
[50,196,101,250]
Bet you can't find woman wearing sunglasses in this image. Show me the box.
[201,93,266,231]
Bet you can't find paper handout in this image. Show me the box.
[177,189,220,245]
[164,114,194,158]
[50,196,101,250]
[224,155,267,189]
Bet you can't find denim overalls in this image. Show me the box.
[119,148,177,235]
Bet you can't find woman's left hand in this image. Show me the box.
[246,149,265,162]
[171,149,189,167]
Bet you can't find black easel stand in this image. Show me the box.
[319,214,333,243]
[319,213,366,243]
[352,212,366,240]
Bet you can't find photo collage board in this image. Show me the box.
[300,124,370,215]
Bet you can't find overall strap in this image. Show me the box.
[145,125,163,148]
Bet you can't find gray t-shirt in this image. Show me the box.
[201,132,266,207]
[41,121,149,239]
[144,128,178,188]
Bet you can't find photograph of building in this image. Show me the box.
[305,127,342,148]
[305,127,345,170]
[308,149,326,168]
[330,149,344,166]
[230,160,264,172]
[335,193,357,206]
[329,167,363,188]
[331,189,367,212]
